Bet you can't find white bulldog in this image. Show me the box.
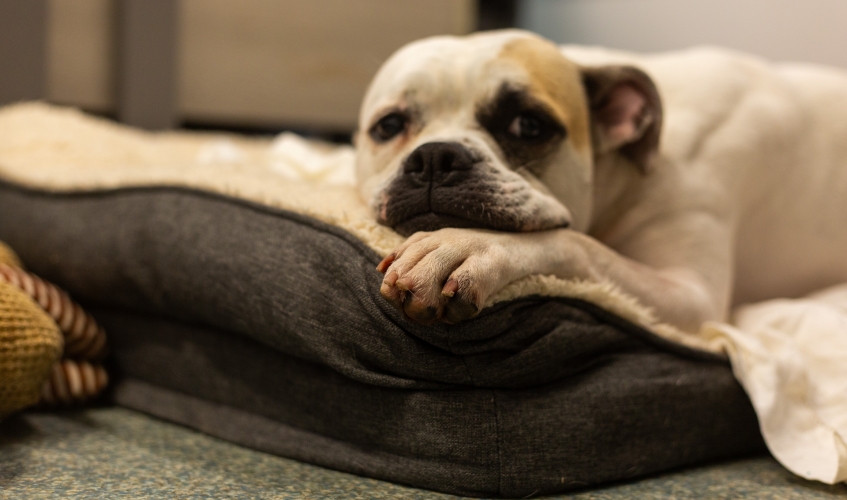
[355,29,847,332]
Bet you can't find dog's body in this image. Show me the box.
[355,30,847,332]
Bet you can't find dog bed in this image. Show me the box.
[0,103,764,497]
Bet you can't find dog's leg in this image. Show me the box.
[377,228,540,325]
[378,219,731,332]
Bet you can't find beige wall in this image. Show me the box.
[46,0,477,128]
[519,0,847,69]
[47,0,116,112]
[179,0,475,129]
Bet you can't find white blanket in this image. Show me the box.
[701,285,847,483]
[0,102,844,484]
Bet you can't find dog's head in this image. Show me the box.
[355,30,661,236]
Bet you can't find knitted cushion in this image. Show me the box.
[0,279,62,416]
[0,241,108,415]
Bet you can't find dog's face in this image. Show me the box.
[355,30,661,236]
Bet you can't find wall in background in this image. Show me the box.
[178,0,475,130]
[518,0,847,68]
[0,0,47,104]
[41,0,477,131]
[47,0,115,113]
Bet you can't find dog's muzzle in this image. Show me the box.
[380,141,544,236]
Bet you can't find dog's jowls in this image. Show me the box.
[354,29,847,332]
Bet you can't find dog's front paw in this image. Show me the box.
[376,228,514,325]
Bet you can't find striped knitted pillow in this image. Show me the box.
[0,243,108,416]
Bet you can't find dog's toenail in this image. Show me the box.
[376,253,396,273]
[384,270,399,286]
[442,278,459,297]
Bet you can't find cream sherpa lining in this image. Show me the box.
[0,102,722,354]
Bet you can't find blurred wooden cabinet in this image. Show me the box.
[45,0,477,130]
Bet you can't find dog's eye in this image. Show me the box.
[508,113,546,140]
[370,113,407,142]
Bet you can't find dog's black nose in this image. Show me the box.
[403,142,476,176]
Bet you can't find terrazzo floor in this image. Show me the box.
[0,407,845,499]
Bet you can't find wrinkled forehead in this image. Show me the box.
[360,32,586,125]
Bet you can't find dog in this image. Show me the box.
[354,29,847,332]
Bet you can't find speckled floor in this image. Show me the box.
[0,407,845,499]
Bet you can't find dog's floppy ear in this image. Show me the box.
[581,65,662,172]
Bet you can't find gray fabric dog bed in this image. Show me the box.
[0,103,766,497]
[0,180,765,497]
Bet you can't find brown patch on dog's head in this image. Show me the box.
[496,37,592,163]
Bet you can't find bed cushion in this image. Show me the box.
[0,103,766,497]
[0,180,765,497]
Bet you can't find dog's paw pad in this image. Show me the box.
[443,294,480,324]
[403,298,440,325]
